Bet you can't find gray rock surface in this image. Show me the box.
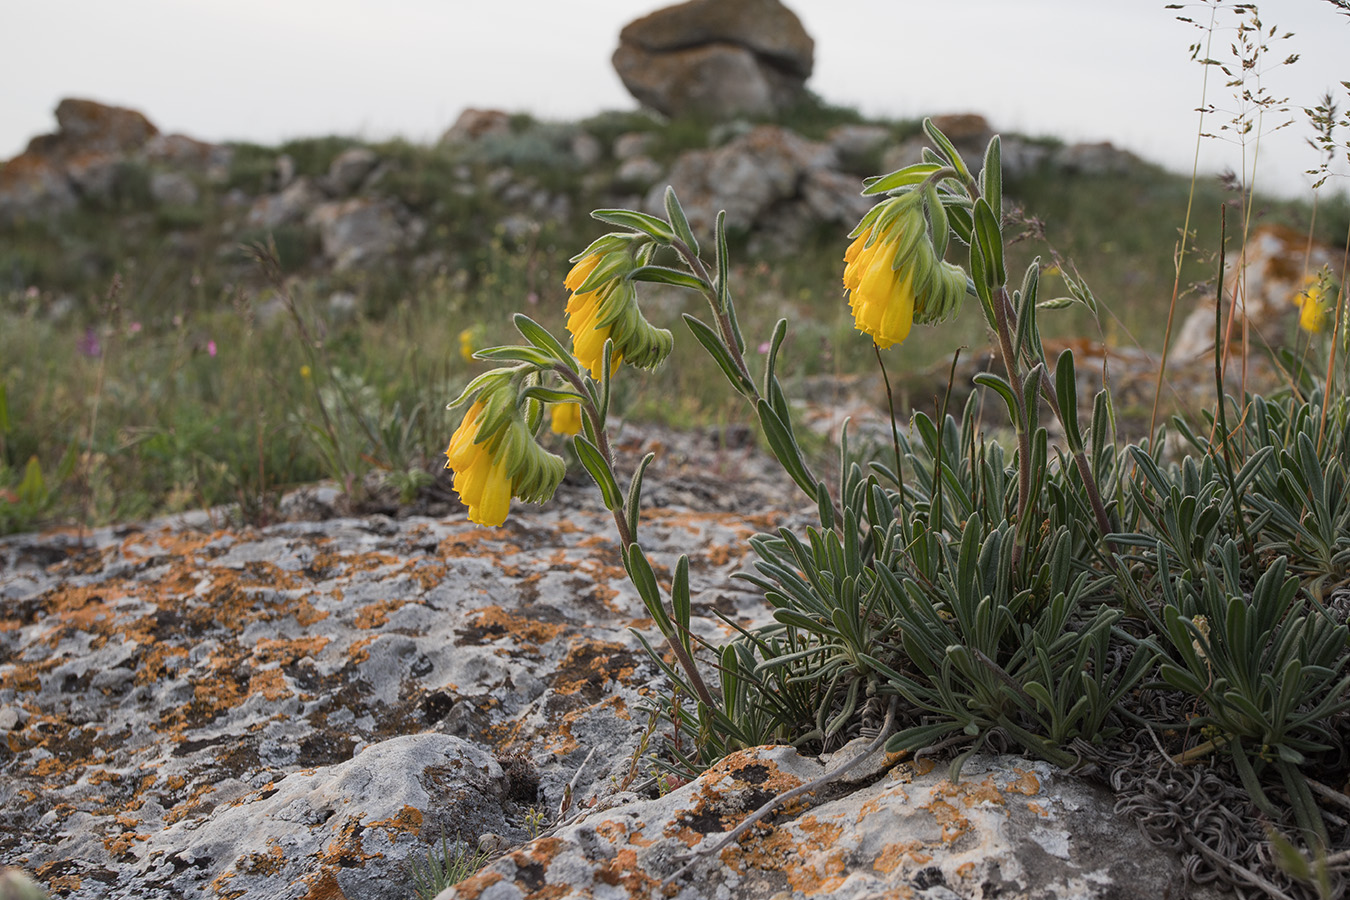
[1,426,800,898]
[613,0,814,118]
[307,197,423,270]
[647,125,868,239]
[435,747,1221,900]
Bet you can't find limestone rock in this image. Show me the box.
[612,132,656,161]
[325,147,380,196]
[247,176,326,230]
[826,124,893,174]
[307,197,423,270]
[436,748,1220,900]
[1053,141,1139,175]
[1,425,799,898]
[648,125,864,238]
[0,155,77,222]
[143,133,233,177]
[50,98,158,156]
[613,0,814,118]
[141,734,512,900]
[149,171,199,208]
[441,109,512,145]
[0,98,159,223]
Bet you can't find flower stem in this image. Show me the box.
[552,362,718,711]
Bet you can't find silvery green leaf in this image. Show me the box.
[664,187,699,256]
[590,209,675,242]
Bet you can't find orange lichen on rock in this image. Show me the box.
[347,636,378,665]
[247,668,293,702]
[252,636,330,665]
[462,606,568,647]
[443,868,505,900]
[368,805,424,839]
[723,814,849,895]
[1005,767,1041,796]
[873,840,933,874]
[594,846,665,894]
[298,869,348,900]
[353,599,406,629]
[927,799,971,843]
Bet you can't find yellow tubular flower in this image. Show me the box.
[565,253,622,378]
[1295,275,1334,334]
[444,401,511,526]
[550,401,582,435]
[844,195,967,350]
[844,232,915,350]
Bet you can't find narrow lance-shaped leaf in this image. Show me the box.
[922,118,973,185]
[862,162,945,196]
[715,210,731,313]
[980,135,1002,221]
[664,186,699,257]
[628,265,710,292]
[973,373,1021,429]
[757,398,817,498]
[513,314,578,371]
[671,555,693,655]
[625,544,673,637]
[474,345,557,368]
[625,452,656,546]
[973,197,1005,288]
[1054,348,1084,453]
[573,434,622,511]
[684,314,755,397]
[590,209,675,243]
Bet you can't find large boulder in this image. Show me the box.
[613,0,814,119]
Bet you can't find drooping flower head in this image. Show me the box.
[444,373,566,526]
[564,235,673,378]
[844,192,968,350]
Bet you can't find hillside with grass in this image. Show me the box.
[1,96,1347,534]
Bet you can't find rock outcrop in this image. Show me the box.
[0,99,213,223]
[645,125,870,244]
[613,0,814,118]
[435,747,1221,900]
[2,424,1243,899]
[0,427,804,899]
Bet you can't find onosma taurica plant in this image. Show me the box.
[441,119,1350,892]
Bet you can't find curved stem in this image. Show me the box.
[551,362,717,711]
[669,238,842,526]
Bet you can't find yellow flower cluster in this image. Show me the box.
[563,242,673,379]
[1294,273,1338,334]
[844,231,917,349]
[843,196,968,350]
[444,381,568,527]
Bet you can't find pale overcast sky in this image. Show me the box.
[3,0,1348,197]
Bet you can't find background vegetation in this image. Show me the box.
[1,100,1347,534]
